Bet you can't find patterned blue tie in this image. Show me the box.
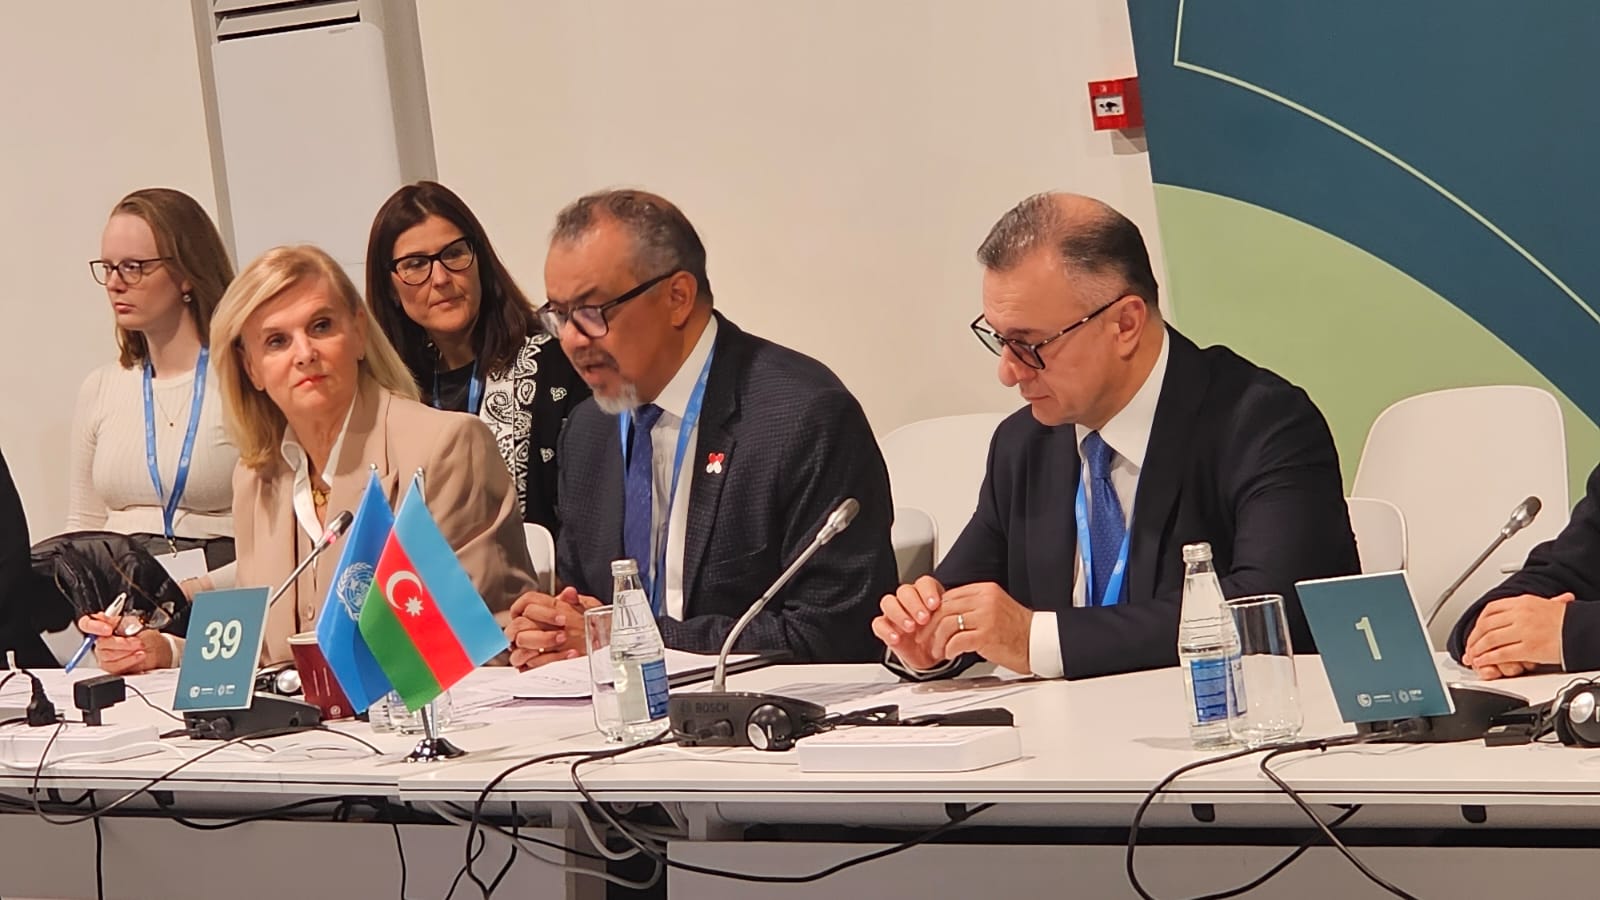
[1081,431,1126,606]
[623,404,664,596]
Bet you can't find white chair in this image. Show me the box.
[1352,386,1567,645]
[891,505,936,582]
[522,522,557,594]
[879,413,1007,564]
[1346,496,1406,574]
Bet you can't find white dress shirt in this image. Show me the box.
[646,317,719,620]
[279,403,356,545]
[1028,331,1170,678]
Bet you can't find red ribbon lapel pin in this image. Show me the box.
[705,452,725,475]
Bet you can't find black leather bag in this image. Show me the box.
[28,531,190,638]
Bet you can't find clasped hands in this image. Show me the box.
[871,575,1032,674]
[505,586,603,670]
[1460,592,1572,679]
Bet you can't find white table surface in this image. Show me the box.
[2,658,1596,822]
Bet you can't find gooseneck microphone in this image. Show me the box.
[267,509,354,609]
[671,498,859,750]
[1424,496,1542,627]
[712,498,859,691]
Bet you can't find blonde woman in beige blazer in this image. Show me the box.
[80,244,535,672]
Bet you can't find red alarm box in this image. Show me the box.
[1088,77,1143,131]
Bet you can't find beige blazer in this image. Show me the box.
[230,380,536,664]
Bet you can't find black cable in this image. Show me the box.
[441,802,611,863]
[29,724,381,826]
[388,803,410,900]
[570,745,996,884]
[484,802,519,897]
[166,796,347,830]
[1125,734,1388,900]
[91,792,104,900]
[1259,745,1422,899]
[124,684,186,725]
[445,828,489,900]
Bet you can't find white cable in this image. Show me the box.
[0,741,183,769]
[424,801,661,890]
[565,802,643,861]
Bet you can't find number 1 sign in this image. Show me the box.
[173,587,271,713]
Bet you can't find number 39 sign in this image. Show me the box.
[173,587,271,713]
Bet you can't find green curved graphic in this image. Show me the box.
[1160,185,1599,504]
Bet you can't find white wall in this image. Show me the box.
[0,1,221,534]
[2,0,1158,533]
[415,0,1163,436]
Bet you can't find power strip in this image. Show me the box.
[0,723,161,766]
[796,726,1022,773]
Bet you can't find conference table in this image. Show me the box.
[0,656,1595,899]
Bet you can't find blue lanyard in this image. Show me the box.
[1074,476,1130,607]
[432,360,482,415]
[617,348,716,615]
[142,347,209,550]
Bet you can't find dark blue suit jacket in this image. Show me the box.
[1448,463,1600,671]
[931,328,1359,679]
[555,313,896,662]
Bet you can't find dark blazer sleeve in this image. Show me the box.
[1448,462,1600,669]
[1205,382,1357,653]
[526,341,592,532]
[0,449,52,666]
[656,389,896,662]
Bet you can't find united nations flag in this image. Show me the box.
[314,471,395,713]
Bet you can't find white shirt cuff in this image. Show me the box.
[1029,611,1064,678]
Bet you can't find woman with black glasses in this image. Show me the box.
[67,188,240,600]
[365,182,588,534]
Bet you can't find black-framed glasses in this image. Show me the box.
[89,257,171,286]
[538,270,681,340]
[970,295,1127,370]
[391,237,475,286]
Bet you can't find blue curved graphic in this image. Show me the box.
[1128,1,1600,422]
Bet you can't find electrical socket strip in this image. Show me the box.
[0,723,161,766]
[796,726,1022,773]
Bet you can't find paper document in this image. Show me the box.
[771,674,1036,717]
[512,650,757,699]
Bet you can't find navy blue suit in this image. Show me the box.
[927,328,1359,679]
[555,313,897,662]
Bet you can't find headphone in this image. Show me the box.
[1552,677,1600,746]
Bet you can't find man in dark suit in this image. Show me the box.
[875,192,1358,680]
[503,189,895,666]
[0,448,54,667]
[1450,466,1600,679]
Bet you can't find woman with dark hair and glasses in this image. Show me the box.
[67,188,240,602]
[365,181,588,533]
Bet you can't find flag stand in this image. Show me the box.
[405,701,464,762]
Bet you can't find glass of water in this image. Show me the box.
[585,606,626,742]
[1225,593,1302,747]
[374,689,454,735]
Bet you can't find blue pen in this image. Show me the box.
[64,592,127,674]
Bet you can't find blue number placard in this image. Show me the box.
[173,587,270,712]
[1295,571,1455,724]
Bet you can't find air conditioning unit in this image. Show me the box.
[196,0,436,282]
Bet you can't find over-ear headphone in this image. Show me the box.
[1553,678,1600,746]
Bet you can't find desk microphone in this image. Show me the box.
[267,509,354,609]
[670,498,859,750]
[1424,496,1541,628]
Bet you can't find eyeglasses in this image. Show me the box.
[970,295,1127,370]
[537,270,680,340]
[391,237,475,286]
[89,257,171,286]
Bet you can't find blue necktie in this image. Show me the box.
[1081,431,1126,606]
[623,404,664,596]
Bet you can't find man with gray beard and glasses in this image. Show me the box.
[503,189,895,668]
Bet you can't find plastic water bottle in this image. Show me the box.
[609,559,670,742]
[1177,542,1244,749]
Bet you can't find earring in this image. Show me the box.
[183,293,193,304]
